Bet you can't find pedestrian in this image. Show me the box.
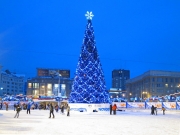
[14,105,21,118]
[35,104,38,109]
[55,105,59,112]
[5,103,8,111]
[61,104,64,114]
[67,104,70,116]
[49,104,55,118]
[151,105,155,115]
[14,103,16,111]
[154,107,157,115]
[161,107,166,115]
[112,104,117,115]
[110,104,112,115]
[0,102,2,110]
[27,103,31,114]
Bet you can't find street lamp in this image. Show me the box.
[58,74,62,97]
[141,91,147,102]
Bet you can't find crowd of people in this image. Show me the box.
[0,101,71,118]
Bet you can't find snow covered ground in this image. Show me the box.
[0,109,180,135]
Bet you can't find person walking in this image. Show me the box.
[151,105,155,115]
[67,104,70,116]
[110,104,112,115]
[14,103,16,111]
[112,104,117,115]
[14,105,21,118]
[0,102,2,110]
[27,103,31,114]
[154,107,157,115]
[5,103,8,111]
[161,107,166,115]
[61,104,64,114]
[49,104,55,118]
[55,105,59,112]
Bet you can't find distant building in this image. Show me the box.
[112,69,130,90]
[0,69,25,96]
[110,69,130,98]
[27,68,73,98]
[126,70,180,101]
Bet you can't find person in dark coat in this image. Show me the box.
[0,102,2,110]
[14,103,16,111]
[66,104,70,116]
[154,107,157,115]
[110,104,112,115]
[14,105,21,118]
[27,103,31,114]
[49,104,55,118]
[61,104,64,114]
[151,105,155,115]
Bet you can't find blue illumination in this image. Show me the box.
[69,19,110,103]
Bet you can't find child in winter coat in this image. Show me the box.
[161,107,166,115]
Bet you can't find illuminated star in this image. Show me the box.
[85,11,94,20]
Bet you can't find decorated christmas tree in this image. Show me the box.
[69,11,109,103]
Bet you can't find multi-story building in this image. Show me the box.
[27,68,73,98]
[0,69,25,96]
[126,70,180,100]
[112,69,130,90]
[110,69,130,98]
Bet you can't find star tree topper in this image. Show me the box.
[85,11,94,20]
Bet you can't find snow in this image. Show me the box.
[0,109,180,135]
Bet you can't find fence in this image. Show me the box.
[114,102,180,110]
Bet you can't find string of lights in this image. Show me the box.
[68,15,110,103]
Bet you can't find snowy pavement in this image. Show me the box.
[0,109,180,135]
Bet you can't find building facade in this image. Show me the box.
[112,69,130,90]
[27,68,73,98]
[110,69,130,98]
[126,70,180,100]
[0,71,25,96]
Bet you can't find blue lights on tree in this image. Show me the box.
[69,12,110,103]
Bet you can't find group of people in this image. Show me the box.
[151,105,166,115]
[13,102,71,118]
[109,104,167,116]
[110,104,117,115]
[49,103,70,118]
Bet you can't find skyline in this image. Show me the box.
[0,1,180,89]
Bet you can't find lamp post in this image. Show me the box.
[141,91,147,102]
[58,74,62,97]
[129,93,132,101]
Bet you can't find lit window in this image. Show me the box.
[28,83,32,88]
[47,84,52,89]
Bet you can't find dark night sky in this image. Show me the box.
[0,1,180,89]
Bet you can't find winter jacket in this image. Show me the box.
[16,106,21,112]
[27,104,31,110]
[50,105,54,111]
[112,105,117,111]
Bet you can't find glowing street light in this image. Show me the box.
[141,91,147,101]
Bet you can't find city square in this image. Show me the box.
[0,109,180,135]
[1,1,180,134]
